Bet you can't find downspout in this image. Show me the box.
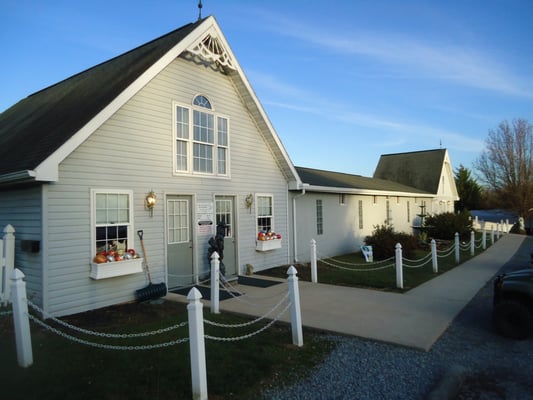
[292,183,309,263]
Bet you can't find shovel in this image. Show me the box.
[134,230,167,301]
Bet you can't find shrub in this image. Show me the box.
[425,211,473,241]
[365,224,418,260]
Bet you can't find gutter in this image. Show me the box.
[0,170,36,184]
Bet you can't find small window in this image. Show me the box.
[316,199,323,235]
[193,95,212,109]
[257,195,273,233]
[358,200,363,229]
[386,199,392,225]
[339,193,345,205]
[92,190,133,255]
[407,201,411,223]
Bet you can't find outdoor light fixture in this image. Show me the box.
[145,191,157,216]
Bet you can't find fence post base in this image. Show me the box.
[187,287,208,400]
[287,266,303,346]
[11,268,33,368]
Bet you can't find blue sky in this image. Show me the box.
[2,1,533,177]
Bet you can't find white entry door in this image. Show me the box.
[166,195,193,288]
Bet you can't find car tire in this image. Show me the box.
[493,300,533,339]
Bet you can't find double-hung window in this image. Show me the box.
[175,95,229,176]
[92,190,133,254]
[257,195,273,233]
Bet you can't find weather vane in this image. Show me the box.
[198,0,203,20]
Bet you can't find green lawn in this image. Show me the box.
[260,237,488,292]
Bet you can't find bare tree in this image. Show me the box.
[475,118,533,216]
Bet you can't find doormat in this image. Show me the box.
[238,276,282,288]
[169,285,240,301]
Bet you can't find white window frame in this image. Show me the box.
[256,194,274,233]
[172,97,230,177]
[316,199,323,235]
[90,189,134,257]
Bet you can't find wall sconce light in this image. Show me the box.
[145,191,157,216]
[245,194,253,213]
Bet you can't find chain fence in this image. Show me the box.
[10,276,294,353]
[317,252,395,272]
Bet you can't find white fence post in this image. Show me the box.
[187,287,208,400]
[210,251,220,314]
[11,268,33,368]
[431,239,438,273]
[470,231,475,256]
[1,224,15,306]
[310,239,317,284]
[454,232,460,264]
[395,243,403,289]
[287,266,303,347]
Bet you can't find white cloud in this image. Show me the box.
[260,15,533,99]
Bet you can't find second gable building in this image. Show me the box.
[290,149,458,262]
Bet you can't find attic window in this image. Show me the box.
[193,95,212,109]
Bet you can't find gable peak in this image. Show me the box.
[185,28,236,71]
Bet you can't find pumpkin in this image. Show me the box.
[93,254,107,264]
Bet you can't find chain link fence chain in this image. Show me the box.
[0,310,13,317]
[204,292,290,328]
[205,302,291,342]
[317,252,395,267]
[219,275,289,305]
[403,252,433,269]
[319,257,394,272]
[27,300,187,338]
[27,314,189,350]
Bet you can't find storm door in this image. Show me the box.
[166,195,194,288]
[215,196,237,277]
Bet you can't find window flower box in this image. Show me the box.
[256,239,282,252]
[90,258,144,280]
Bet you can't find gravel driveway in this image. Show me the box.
[262,237,533,400]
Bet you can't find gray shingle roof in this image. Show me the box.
[373,149,446,194]
[0,19,203,177]
[295,166,429,194]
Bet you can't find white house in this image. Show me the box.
[0,16,301,316]
[0,14,459,316]
[290,149,459,262]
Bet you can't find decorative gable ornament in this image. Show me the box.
[185,32,236,71]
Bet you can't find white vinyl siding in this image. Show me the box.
[40,56,290,316]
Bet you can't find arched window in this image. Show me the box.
[193,95,212,109]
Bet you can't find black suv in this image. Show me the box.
[493,268,533,339]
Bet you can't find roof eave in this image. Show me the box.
[294,184,433,197]
[0,170,37,184]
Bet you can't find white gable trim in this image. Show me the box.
[33,16,300,185]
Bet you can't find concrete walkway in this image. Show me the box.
[165,234,526,351]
